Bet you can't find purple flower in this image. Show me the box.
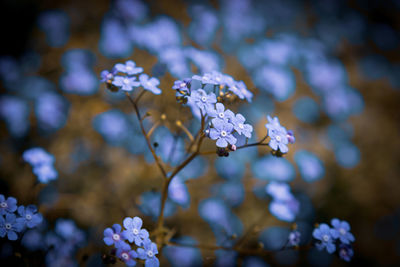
[100,69,116,82]
[122,216,149,246]
[209,103,234,122]
[172,78,191,93]
[114,60,143,75]
[231,113,253,138]
[330,218,355,244]
[228,81,253,102]
[23,148,54,167]
[116,242,138,267]
[32,164,58,183]
[338,244,354,262]
[139,74,161,95]
[313,223,336,254]
[288,230,301,246]
[188,89,217,115]
[0,213,25,240]
[103,224,125,248]
[0,195,17,215]
[287,130,295,144]
[265,115,289,153]
[17,205,43,229]
[112,76,140,92]
[137,239,159,267]
[265,182,292,202]
[209,119,237,148]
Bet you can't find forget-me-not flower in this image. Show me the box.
[288,230,301,246]
[0,195,17,215]
[228,81,253,102]
[116,242,138,267]
[265,115,289,153]
[331,218,355,244]
[0,213,25,241]
[17,205,43,228]
[209,119,237,148]
[172,78,191,93]
[32,164,58,183]
[23,148,55,167]
[139,74,161,95]
[231,113,253,138]
[115,60,143,75]
[103,224,125,248]
[338,244,354,262]
[313,223,336,254]
[188,89,217,115]
[137,239,159,267]
[112,76,140,91]
[209,103,234,123]
[122,216,149,246]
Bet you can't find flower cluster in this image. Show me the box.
[101,60,161,95]
[172,71,254,149]
[103,216,159,267]
[23,147,58,183]
[265,115,295,154]
[313,218,355,262]
[0,194,43,241]
[265,182,299,222]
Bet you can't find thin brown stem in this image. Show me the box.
[125,93,168,179]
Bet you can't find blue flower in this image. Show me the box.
[188,89,217,115]
[227,81,253,102]
[32,164,58,183]
[100,69,116,83]
[112,76,140,92]
[23,148,54,167]
[288,230,301,246]
[209,119,237,148]
[0,195,17,215]
[231,113,253,138]
[115,60,143,75]
[172,78,191,93]
[287,130,295,144]
[330,218,355,244]
[137,239,159,267]
[116,242,138,267]
[313,223,336,254]
[338,244,354,262]
[17,205,43,228]
[265,115,289,153]
[122,217,149,246]
[0,213,25,240]
[139,74,161,95]
[209,103,234,123]
[192,72,220,85]
[103,224,125,248]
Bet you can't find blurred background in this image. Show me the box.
[0,0,399,266]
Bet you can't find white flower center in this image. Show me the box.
[126,66,133,71]
[26,214,32,220]
[218,113,224,118]
[180,82,186,88]
[133,228,139,235]
[121,252,129,260]
[146,81,152,87]
[147,251,154,257]
[0,202,7,208]
[339,228,346,235]
[238,123,244,129]
[216,77,221,82]
[221,130,227,137]
[276,135,281,142]
[123,78,130,84]
[322,234,330,242]
[5,223,11,230]
[113,234,120,241]
[201,96,207,102]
